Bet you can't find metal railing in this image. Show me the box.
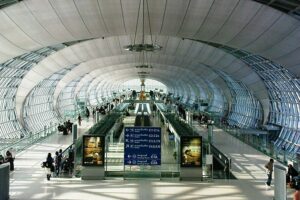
[217,123,298,167]
[0,122,59,157]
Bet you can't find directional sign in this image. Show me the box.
[124,127,161,165]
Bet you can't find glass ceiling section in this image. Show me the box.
[0,0,21,9]
[0,45,65,139]
[252,0,300,20]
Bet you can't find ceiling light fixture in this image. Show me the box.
[135,64,152,69]
[124,0,162,52]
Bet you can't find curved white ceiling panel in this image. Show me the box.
[16,36,267,112]
[246,14,299,53]
[211,0,262,44]
[0,0,297,74]
[193,0,240,40]
[25,0,75,41]
[4,2,57,46]
[0,0,298,126]
[262,26,300,60]
[47,0,93,38]
[228,5,282,48]
[73,0,109,37]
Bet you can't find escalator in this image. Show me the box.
[134,103,151,127]
[209,144,236,179]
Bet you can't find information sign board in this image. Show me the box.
[124,127,161,165]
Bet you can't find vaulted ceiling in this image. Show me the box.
[0,0,299,122]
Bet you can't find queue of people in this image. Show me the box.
[42,147,74,181]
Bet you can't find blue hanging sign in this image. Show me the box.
[124,127,161,165]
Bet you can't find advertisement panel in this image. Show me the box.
[124,127,161,165]
[181,136,202,167]
[82,135,104,166]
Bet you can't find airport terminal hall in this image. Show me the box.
[1,0,300,200]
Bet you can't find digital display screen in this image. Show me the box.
[82,135,104,166]
[181,136,202,167]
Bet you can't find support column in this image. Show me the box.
[208,124,213,143]
[96,111,100,123]
[0,163,9,200]
[44,125,47,137]
[72,124,78,144]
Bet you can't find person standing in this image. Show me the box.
[54,151,62,177]
[46,153,54,181]
[294,177,300,200]
[78,114,82,126]
[287,164,299,186]
[0,154,4,165]
[294,188,300,200]
[86,107,90,120]
[5,150,14,171]
[265,158,274,188]
[92,108,96,118]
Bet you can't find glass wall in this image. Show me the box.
[77,81,92,108]
[88,83,100,106]
[0,45,64,140]
[57,77,82,119]
[206,82,226,115]
[205,41,300,157]
[217,71,262,129]
[228,50,300,155]
[23,70,67,133]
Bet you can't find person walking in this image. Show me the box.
[265,158,274,188]
[86,107,90,121]
[54,151,62,177]
[45,153,54,181]
[78,114,82,126]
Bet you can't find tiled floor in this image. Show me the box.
[193,122,294,199]
[8,119,295,200]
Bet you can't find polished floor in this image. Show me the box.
[8,118,295,200]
